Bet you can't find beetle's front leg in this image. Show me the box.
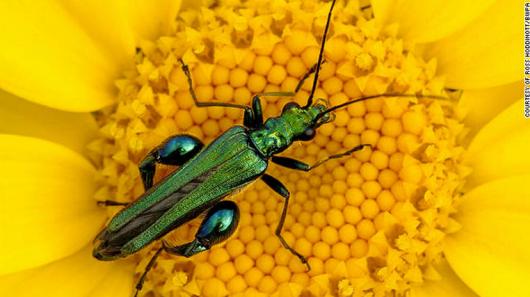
[164,200,240,257]
[139,134,204,190]
[271,144,372,172]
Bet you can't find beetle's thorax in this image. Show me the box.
[249,105,323,157]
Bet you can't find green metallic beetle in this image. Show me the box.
[92,0,446,295]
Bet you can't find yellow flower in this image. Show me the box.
[0,0,525,297]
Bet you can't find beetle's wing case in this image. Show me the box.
[94,126,267,260]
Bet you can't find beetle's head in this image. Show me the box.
[279,98,334,142]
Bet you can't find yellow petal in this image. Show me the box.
[0,89,97,155]
[0,135,105,275]
[466,100,530,187]
[411,260,478,297]
[426,0,519,89]
[65,0,183,49]
[445,176,530,297]
[458,81,521,139]
[0,1,134,111]
[128,0,182,42]
[57,1,136,67]
[0,245,134,297]
[0,0,182,112]
[372,0,495,43]
[181,0,203,10]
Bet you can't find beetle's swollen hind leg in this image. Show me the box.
[132,201,238,296]
[133,246,164,297]
[98,135,204,207]
[139,134,204,190]
[164,200,240,257]
[261,174,310,270]
[272,144,372,172]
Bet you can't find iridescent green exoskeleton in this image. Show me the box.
[92,1,446,295]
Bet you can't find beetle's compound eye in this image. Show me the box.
[282,102,300,113]
[298,128,316,141]
[196,201,240,247]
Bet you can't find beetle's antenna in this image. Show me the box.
[305,0,337,108]
[315,93,451,122]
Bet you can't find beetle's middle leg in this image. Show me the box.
[261,174,310,270]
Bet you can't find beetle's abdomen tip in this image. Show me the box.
[93,238,124,261]
[92,249,105,260]
[92,246,124,261]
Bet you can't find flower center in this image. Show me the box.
[90,1,467,296]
